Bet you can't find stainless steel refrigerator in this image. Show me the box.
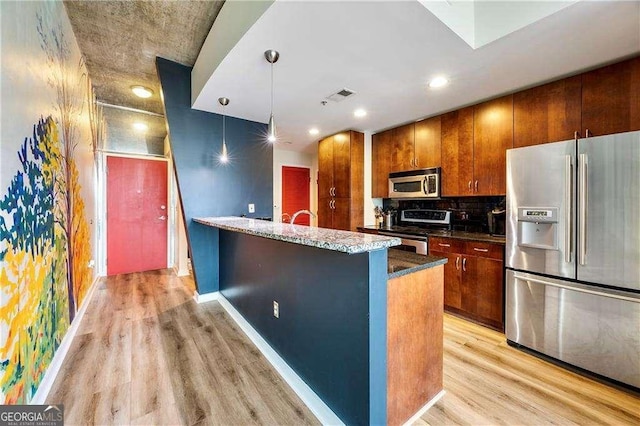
[505,130,640,389]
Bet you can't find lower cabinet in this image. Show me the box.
[318,197,352,231]
[429,237,504,331]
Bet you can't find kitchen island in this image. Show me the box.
[193,217,445,425]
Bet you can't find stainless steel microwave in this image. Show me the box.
[388,168,440,199]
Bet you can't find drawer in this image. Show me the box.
[464,241,504,260]
[429,237,463,254]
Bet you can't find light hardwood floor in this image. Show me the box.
[47,270,640,425]
[46,270,319,425]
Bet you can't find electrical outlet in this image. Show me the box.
[248,203,255,213]
[273,301,279,318]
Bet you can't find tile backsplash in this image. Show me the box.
[382,196,505,233]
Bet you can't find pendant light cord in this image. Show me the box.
[270,62,274,115]
[222,103,226,142]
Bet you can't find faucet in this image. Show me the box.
[291,209,316,225]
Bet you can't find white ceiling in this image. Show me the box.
[192,0,640,154]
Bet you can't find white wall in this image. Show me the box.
[273,148,318,225]
[364,132,383,227]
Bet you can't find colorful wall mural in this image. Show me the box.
[0,1,101,404]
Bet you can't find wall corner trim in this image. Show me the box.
[217,296,344,426]
[30,275,102,405]
[194,291,220,304]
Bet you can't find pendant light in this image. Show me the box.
[218,97,229,163]
[264,49,280,143]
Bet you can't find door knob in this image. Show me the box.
[160,205,166,210]
[158,215,166,221]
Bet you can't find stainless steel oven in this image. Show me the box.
[379,232,428,255]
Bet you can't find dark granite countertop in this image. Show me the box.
[359,226,506,245]
[387,249,447,279]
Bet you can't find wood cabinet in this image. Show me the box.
[414,116,441,169]
[372,129,394,198]
[317,131,364,231]
[514,76,582,147]
[473,95,514,196]
[372,118,442,198]
[582,56,640,137]
[441,107,474,196]
[412,97,513,198]
[429,237,504,331]
[391,123,415,172]
[372,56,639,198]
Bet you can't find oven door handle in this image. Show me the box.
[378,232,427,241]
[379,232,428,255]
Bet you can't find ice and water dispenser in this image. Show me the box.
[517,207,559,250]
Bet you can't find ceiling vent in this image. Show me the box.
[325,88,356,103]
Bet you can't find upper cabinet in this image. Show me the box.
[391,123,415,171]
[317,131,364,231]
[371,55,639,199]
[441,107,474,197]
[582,56,640,137]
[415,116,442,169]
[473,95,514,196]
[372,129,393,199]
[514,76,582,147]
[441,97,513,197]
[371,118,443,198]
[442,95,513,197]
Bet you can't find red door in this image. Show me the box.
[282,166,311,225]
[107,156,168,275]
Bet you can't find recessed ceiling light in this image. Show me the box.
[354,109,367,118]
[309,128,319,135]
[133,122,148,132]
[428,76,449,89]
[131,85,153,98]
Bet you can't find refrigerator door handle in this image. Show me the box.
[565,155,573,263]
[512,273,639,303]
[579,154,588,265]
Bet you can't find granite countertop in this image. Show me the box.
[359,226,506,245]
[387,249,447,279]
[194,217,401,254]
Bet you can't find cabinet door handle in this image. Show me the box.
[473,248,489,252]
[474,180,479,192]
[415,157,419,167]
[455,256,460,270]
[331,200,335,210]
[439,243,451,247]
[462,257,467,272]
[468,180,472,192]
[585,129,592,138]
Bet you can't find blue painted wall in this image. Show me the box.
[218,230,388,425]
[156,57,273,293]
